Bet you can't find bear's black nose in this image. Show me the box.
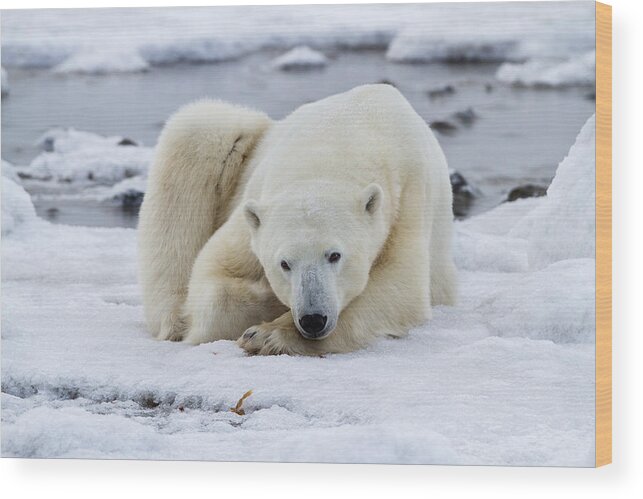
[299,314,327,337]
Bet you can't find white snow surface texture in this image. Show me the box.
[1,116,596,465]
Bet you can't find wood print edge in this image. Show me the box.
[595,0,612,468]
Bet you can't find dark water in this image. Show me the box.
[1,50,595,227]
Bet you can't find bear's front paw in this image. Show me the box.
[237,323,294,356]
[238,317,322,356]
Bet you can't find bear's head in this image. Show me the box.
[244,182,387,340]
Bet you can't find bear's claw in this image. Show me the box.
[237,321,312,356]
[237,325,285,355]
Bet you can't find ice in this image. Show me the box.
[1,115,597,464]
[271,46,328,70]
[496,51,596,87]
[17,128,153,184]
[1,3,594,74]
[53,48,149,74]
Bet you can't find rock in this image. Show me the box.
[450,170,477,218]
[1,67,8,98]
[41,137,56,152]
[426,84,455,100]
[17,171,38,180]
[506,184,547,202]
[429,108,477,136]
[45,207,60,219]
[376,79,397,87]
[118,138,138,146]
[429,120,458,135]
[113,189,145,210]
[452,107,478,126]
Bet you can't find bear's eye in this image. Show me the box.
[280,260,291,271]
[328,252,341,264]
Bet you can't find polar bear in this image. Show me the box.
[138,84,456,355]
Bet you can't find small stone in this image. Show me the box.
[506,184,547,202]
[41,137,55,152]
[46,207,60,219]
[450,171,477,218]
[113,189,145,210]
[429,120,458,135]
[118,138,138,146]
[376,79,397,87]
[426,85,456,100]
[453,107,478,126]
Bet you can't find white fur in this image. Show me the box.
[137,100,271,341]
[139,85,457,354]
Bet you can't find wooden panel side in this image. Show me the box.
[595,1,612,468]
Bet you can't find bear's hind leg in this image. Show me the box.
[138,100,272,341]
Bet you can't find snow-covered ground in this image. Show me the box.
[1,3,594,81]
[1,116,596,464]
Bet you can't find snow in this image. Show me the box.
[496,51,596,87]
[455,115,596,271]
[17,128,153,184]
[1,159,21,183]
[385,2,594,63]
[53,48,149,74]
[1,177,38,236]
[454,228,528,273]
[271,46,328,70]
[1,3,594,76]
[95,176,147,204]
[387,32,518,63]
[1,115,597,464]
[512,115,596,268]
[484,259,595,343]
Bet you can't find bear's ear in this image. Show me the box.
[244,200,262,230]
[361,183,383,215]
